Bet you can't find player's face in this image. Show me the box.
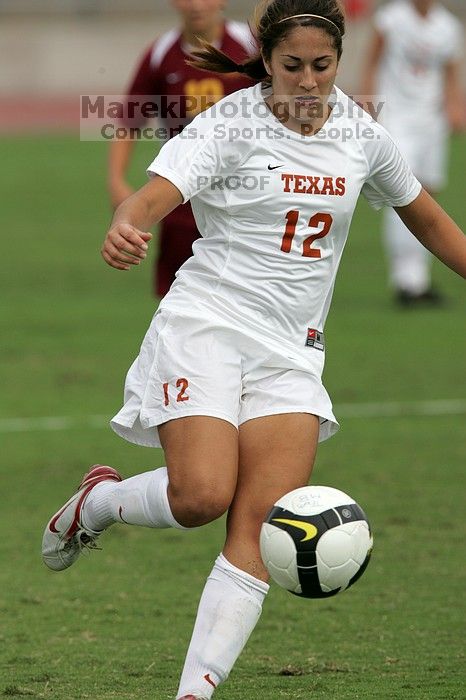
[171,0,226,35]
[263,26,339,134]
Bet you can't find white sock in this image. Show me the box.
[176,553,269,699]
[82,467,186,531]
[383,207,431,293]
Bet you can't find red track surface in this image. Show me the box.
[0,96,79,134]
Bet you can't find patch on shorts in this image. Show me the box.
[305,328,325,351]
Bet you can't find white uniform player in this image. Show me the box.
[42,5,466,699]
[111,82,421,447]
[362,0,464,303]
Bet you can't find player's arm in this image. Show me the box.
[108,137,137,209]
[102,176,183,271]
[444,59,466,134]
[359,28,385,119]
[395,189,466,278]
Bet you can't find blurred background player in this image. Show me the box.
[108,0,254,297]
[360,0,465,306]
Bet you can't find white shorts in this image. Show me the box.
[111,309,339,447]
[383,119,449,192]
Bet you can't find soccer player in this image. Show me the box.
[108,0,254,297]
[360,0,465,306]
[43,1,466,698]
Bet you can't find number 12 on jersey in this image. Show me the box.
[281,210,333,258]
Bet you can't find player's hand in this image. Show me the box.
[101,223,152,271]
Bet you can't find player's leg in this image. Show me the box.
[42,416,238,571]
[383,205,432,297]
[383,126,446,304]
[382,129,432,298]
[225,412,319,576]
[43,311,243,571]
[89,414,239,526]
[158,416,239,527]
[175,412,319,699]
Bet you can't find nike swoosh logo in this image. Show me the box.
[268,164,283,170]
[118,506,130,524]
[204,673,217,688]
[272,518,318,542]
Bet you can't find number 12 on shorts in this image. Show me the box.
[281,210,333,258]
[163,378,190,406]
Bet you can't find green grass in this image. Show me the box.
[0,133,465,700]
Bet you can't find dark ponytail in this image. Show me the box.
[187,38,269,81]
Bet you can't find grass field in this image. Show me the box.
[1,132,465,700]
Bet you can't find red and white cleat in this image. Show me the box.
[42,465,122,571]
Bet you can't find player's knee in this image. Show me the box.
[169,481,232,527]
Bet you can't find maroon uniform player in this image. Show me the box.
[108,0,254,296]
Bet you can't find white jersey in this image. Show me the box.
[374,1,463,129]
[148,83,421,372]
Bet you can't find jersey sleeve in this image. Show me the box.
[147,106,254,202]
[360,125,422,210]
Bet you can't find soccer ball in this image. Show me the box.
[260,485,373,598]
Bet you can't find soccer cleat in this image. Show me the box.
[42,465,122,571]
[395,286,445,308]
[178,696,208,700]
